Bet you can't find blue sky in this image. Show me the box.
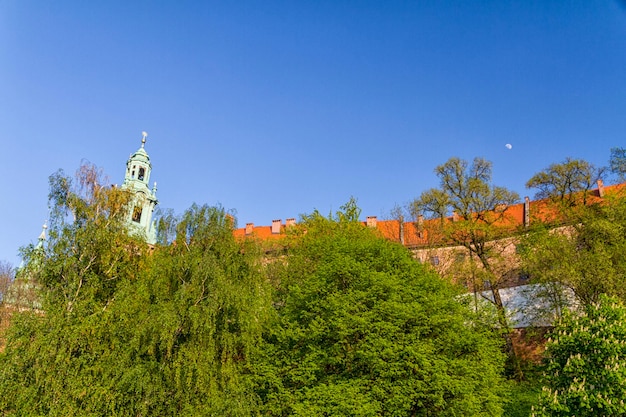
[1,1,625,266]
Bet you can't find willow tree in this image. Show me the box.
[0,163,146,414]
[135,203,271,415]
[0,164,270,416]
[410,157,521,376]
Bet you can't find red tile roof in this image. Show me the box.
[233,182,625,248]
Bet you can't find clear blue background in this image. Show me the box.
[1,1,625,266]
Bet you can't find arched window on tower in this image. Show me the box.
[132,206,143,223]
[138,167,145,181]
[131,165,136,179]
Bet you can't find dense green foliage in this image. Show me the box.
[6,152,626,415]
[0,170,509,416]
[518,155,626,415]
[7,147,626,415]
[411,157,522,378]
[504,380,541,417]
[255,204,507,416]
[533,296,626,417]
[520,193,626,308]
[0,167,270,416]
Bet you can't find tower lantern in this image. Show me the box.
[122,132,158,244]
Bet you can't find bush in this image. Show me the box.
[533,295,626,416]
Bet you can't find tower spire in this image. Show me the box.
[36,221,47,247]
[141,131,148,148]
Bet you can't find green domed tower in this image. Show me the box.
[122,132,158,245]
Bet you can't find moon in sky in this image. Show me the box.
[505,143,512,149]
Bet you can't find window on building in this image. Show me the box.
[131,165,136,179]
[132,206,142,223]
[138,167,145,181]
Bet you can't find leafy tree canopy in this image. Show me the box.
[520,192,626,308]
[610,147,626,182]
[0,165,270,416]
[410,157,522,378]
[410,157,520,255]
[413,157,519,221]
[256,201,506,416]
[526,157,604,209]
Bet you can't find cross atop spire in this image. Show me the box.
[141,131,148,148]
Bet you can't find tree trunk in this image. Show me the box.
[479,251,525,381]
[491,285,524,380]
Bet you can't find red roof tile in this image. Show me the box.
[233,182,625,247]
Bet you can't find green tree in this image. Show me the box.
[410,157,521,376]
[0,261,14,303]
[526,157,604,210]
[533,296,626,417]
[519,157,625,325]
[520,191,626,310]
[610,147,626,182]
[0,164,148,415]
[256,201,506,416]
[0,260,15,348]
[132,203,271,415]
[0,164,270,416]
